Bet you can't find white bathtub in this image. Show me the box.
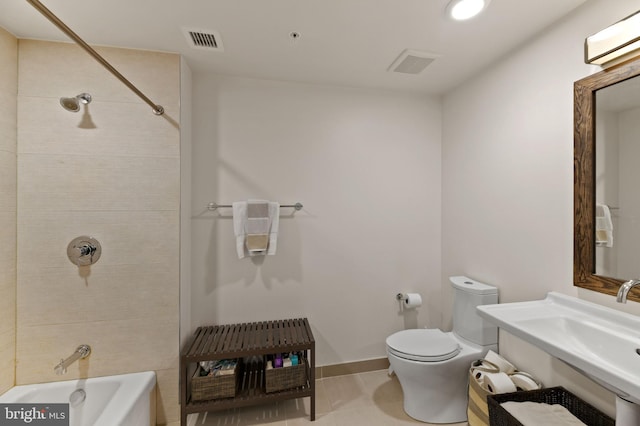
[0,371,156,426]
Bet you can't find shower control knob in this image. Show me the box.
[78,244,96,257]
[67,236,101,266]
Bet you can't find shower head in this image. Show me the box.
[60,93,92,112]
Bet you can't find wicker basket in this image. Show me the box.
[487,387,614,426]
[265,358,308,393]
[191,361,240,401]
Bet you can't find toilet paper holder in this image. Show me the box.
[396,292,422,309]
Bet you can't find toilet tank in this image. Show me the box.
[450,276,498,346]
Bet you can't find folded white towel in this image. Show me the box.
[268,202,280,255]
[232,201,248,259]
[595,203,613,248]
[246,200,271,255]
[501,401,586,425]
[232,200,280,258]
[246,217,270,234]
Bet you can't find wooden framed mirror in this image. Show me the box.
[574,56,640,302]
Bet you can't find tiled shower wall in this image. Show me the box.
[15,40,180,424]
[0,27,17,396]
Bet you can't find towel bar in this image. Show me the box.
[207,202,303,211]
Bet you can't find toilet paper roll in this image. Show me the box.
[483,372,517,394]
[404,293,422,308]
[484,350,517,373]
[510,372,541,391]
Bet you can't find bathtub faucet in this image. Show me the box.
[54,344,91,375]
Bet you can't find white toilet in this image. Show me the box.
[386,276,498,424]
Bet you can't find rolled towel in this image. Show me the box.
[481,372,517,394]
[510,372,542,391]
[484,350,516,374]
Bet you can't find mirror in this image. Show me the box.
[595,77,640,278]
[574,56,640,302]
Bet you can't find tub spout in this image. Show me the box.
[54,344,91,375]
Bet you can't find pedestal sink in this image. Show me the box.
[477,292,640,425]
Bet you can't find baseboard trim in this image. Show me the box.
[315,357,389,379]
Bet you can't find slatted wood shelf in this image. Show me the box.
[180,318,315,423]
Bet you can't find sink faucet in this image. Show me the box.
[54,344,91,375]
[616,280,640,303]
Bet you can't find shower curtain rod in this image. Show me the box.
[26,0,165,116]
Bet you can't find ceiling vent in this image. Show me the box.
[388,49,439,74]
[182,28,224,51]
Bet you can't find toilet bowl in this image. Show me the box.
[387,276,498,423]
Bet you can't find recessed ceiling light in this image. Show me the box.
[446,0,491,21]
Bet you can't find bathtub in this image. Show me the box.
[0,371,156,426]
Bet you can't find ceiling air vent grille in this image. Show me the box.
[182,28,224,51]
[388,49,439,74]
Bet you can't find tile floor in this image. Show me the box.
[186,369,469,426]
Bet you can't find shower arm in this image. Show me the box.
[26,0,165,116]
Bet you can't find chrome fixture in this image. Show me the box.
[54,344,91,375]
[616,279,640,303]
[60,92,92,112]
[67,236,102,266]
[585,10,640,67]
[207,202,303,211]
[27,0,164,115]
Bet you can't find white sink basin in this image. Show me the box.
[477,292,640,404]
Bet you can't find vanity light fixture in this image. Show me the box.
[446,0,491,21]
[585,10,640,68]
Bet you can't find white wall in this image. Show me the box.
[190,74,442,365]
[442,0,640,416]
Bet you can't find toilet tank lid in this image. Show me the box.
[450,276,498,295]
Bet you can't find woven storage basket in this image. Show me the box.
[468,365,491,426]
[487,387,614,426]
[191,362,239,401]
[265,358,308,393]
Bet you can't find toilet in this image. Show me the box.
[386,276,498,424]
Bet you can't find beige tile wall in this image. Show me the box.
[16,40,180,424]
[0,27,17,396]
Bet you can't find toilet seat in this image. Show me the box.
[386,329,461,362]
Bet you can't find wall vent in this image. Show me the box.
[388,49,439,74]
[182,28,224,51]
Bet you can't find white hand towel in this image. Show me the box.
[246,200,271,255]
[595,203,613,248]
[232,201,248,259]
[501,401,586,425]
[268,202,280,255]
[232,200,280,258]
